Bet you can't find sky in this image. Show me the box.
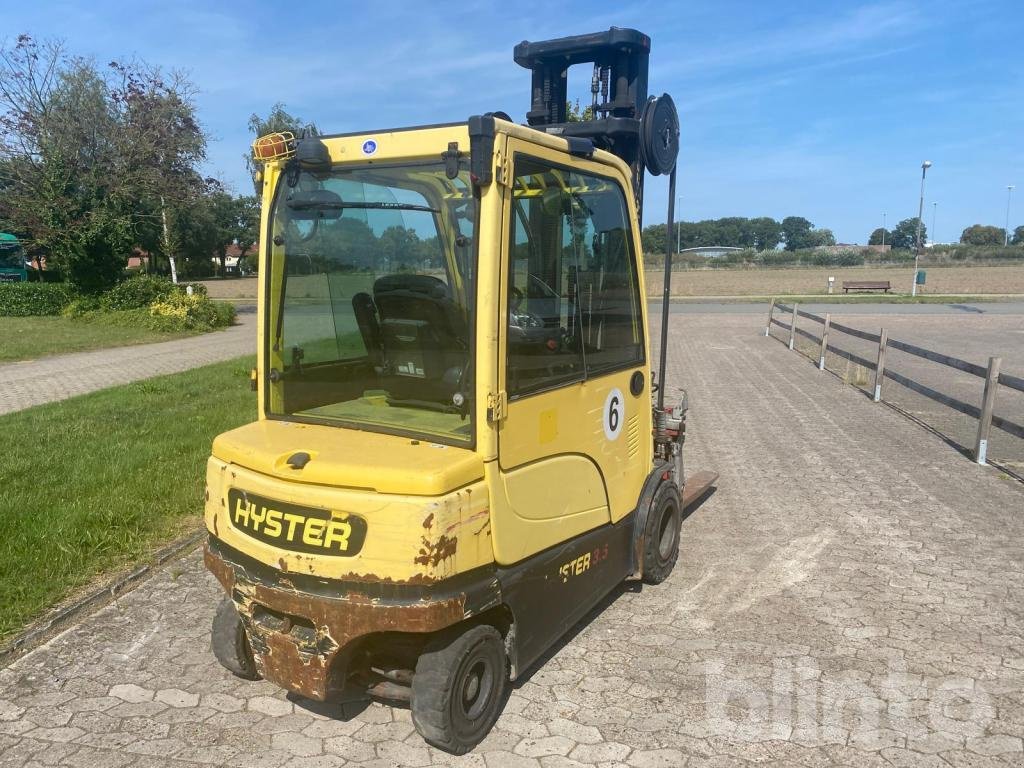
[2,0,1022,244]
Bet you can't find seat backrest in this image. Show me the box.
[372,274,464,346]
[372,274,467,402]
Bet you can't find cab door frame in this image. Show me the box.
[487,135,652,566]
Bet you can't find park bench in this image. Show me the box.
[842,280,891,293]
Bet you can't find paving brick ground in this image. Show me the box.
[1,313,1023,767]
[0,307,256,416]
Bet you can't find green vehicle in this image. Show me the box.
[0,233,27,282]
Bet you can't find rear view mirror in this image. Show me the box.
[287,189,344,220]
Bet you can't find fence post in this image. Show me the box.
[818,313,831,370]
[873,328,887,402]
[788,303,799,350]
[974,356,1002,465]
[764,298,775,337]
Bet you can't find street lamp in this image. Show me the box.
[1006,185,1015,246]
[932,202,937,244]
[882,212,886,247]
[676,195,682,253]
[912,160,932,297]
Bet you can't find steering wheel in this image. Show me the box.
[509,286,545,330]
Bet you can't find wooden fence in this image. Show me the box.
[765,299,1024,465]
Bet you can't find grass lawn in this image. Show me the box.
[0,316,195,363]
[0,356,256,641]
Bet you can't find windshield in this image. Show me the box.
[266,160,477,445]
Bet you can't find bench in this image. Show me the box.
[842,280,891,293]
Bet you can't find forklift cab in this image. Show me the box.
[204,27,713,755]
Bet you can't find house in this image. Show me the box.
[212,242,258,275]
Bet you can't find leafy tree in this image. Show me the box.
[171,195,219,279]
[641,223,667,254]
[959,224,1005,246]
[109,60,208,284]
[0,35,208,291]
[234,195,259,270]
[889,218,926,249]
[750,217,783,250]
[203,192,259,275]
[1013,225,1024,245]
[807,228,836,247]
[868,227,890,245]
[780,217,813,251]
[565,99,595,122]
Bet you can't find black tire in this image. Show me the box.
[642,482,682,584]
[211,597,260,680]
[411,625,507,754]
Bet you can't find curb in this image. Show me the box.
[0,529,206,666]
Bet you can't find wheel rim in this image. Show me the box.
[459,659,491,719]
[657,500,679,562]
[452,651,499,741]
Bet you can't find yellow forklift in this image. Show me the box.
[205,27,716,753]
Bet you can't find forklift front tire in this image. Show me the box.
[211,597,260,680]
[411,624,507,754]
[641,482,682,585]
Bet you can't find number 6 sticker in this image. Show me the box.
[604,388,624,441]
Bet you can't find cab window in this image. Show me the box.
[506,157,644,398]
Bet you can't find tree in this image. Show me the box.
[1013,225,1024,245]
[889,218,926,249]
[109,61,209,284]
[868,227,890,245]
[750,217,783,250]
[0,35,209,291]
[959,224,1005,246]
[641,223,667,254]
[807,228,836,247]
[246,103,316,194]
[780,217,813,251]
[565,99,595,122]
[203,192,258,275]
[234,195,259,270]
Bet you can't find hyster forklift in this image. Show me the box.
[205,27,716,753]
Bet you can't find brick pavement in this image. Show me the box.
[0,307,257,416]
[1,313,1022,767]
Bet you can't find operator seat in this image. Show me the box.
[372,274,467,405]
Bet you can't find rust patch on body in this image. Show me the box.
[204,543,465,701]
[414,534,458,567]
[422,512,434,529]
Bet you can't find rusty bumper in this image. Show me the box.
[204,540,478,701]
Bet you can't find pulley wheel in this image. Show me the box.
[640,93,680,176]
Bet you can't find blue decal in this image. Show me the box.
[362,139,377,155]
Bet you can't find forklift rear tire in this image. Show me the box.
[211,597,260,680]
[411,624,507,754]
[642,482,682,584]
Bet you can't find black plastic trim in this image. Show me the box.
[468,114,496,185]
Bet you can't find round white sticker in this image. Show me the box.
[603,388,625,441]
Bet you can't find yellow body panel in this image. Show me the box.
[218,118,650,579]
[204,458,492,582]
[212,420,483,496]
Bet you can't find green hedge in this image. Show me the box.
[71,295,235,333]
[99,274,177,311]
[0,283,77,317]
